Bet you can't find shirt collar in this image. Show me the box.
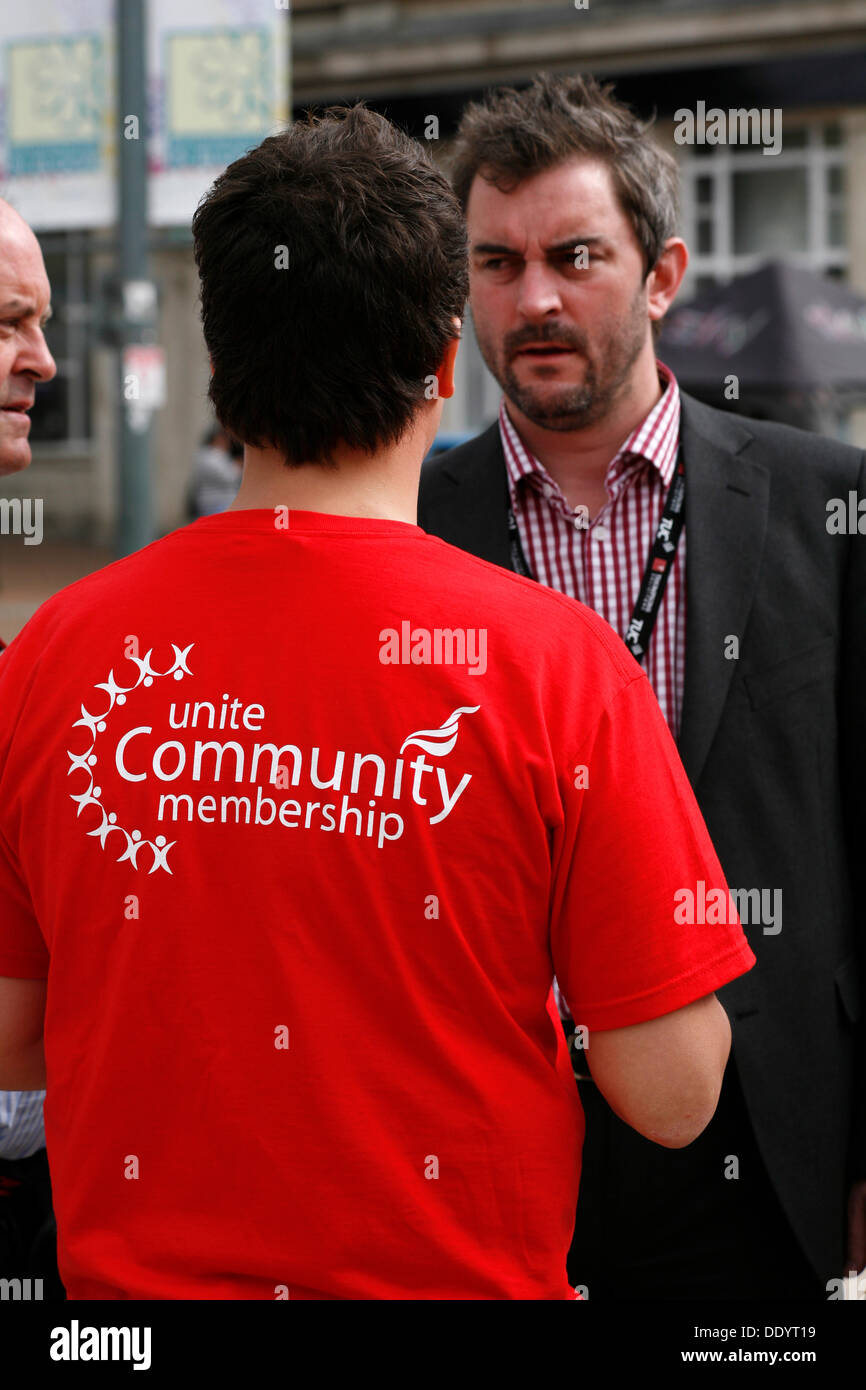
[500,359,681,509]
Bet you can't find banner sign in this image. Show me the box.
[0,0,289,229]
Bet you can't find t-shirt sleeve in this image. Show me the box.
[550,670,755,1031]
[0,827,48,977]
[0,623,49,978]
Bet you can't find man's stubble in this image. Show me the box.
[473,281,648,433]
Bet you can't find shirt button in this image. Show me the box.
[593,525,609,543]
[542,483,555,500]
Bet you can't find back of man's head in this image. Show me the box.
[192,105,468,468]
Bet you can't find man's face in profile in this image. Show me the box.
[0,210,56,475]
[466,156,652,432]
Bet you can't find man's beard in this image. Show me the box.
[475,286,648,433]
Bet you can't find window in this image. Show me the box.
[679,119,848,297]
[732,168,808,255]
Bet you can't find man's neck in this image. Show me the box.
[228,428,430,524]
[506,357,665,514]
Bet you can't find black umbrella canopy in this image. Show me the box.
[657,261,866,391]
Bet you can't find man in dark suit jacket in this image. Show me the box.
[418,72,866,1298]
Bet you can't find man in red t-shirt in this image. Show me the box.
[0,107,754,1300]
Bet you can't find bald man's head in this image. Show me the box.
[0,199,56,475]
[0,197,32,235]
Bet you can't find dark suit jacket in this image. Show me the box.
[418,392,866,1282]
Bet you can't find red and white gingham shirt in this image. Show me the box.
[499,359,686,738]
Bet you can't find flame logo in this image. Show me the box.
[399,705,480,757]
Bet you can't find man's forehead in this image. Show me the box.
[0,230,51,311]
[467,157,622,241]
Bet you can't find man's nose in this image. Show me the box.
[19,328,57,383]
[515,262,563,319]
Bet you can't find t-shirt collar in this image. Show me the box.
[186,509,424,537]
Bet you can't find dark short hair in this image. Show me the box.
[192,104,468,465]
[450,72,679,278]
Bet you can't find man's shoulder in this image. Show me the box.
[419,422,503,496]
[424,398,866,501]
[418,424,632,665]
[680,392,864,483]
[417,528,641,687]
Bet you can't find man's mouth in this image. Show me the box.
[515,345,576,357]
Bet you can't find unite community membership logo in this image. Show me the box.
[66,640,481,874]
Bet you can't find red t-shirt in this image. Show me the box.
[0,509,754,1299]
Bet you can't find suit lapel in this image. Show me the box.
[427,422,513,570]
[676,395,770,787]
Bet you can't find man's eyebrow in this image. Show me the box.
[471,235,609,256]
[547,235,608,254]
[471,242,519,256]
[0,298,51,320]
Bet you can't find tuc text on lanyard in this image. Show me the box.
[506,453,686,666]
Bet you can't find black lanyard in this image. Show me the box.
[506,453,685,666]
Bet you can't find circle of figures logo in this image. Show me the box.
[66,643,195,876]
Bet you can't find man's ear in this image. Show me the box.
[647,239,688,328]
[434,319,461,400]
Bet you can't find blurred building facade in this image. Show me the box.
[3,0,866,541]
